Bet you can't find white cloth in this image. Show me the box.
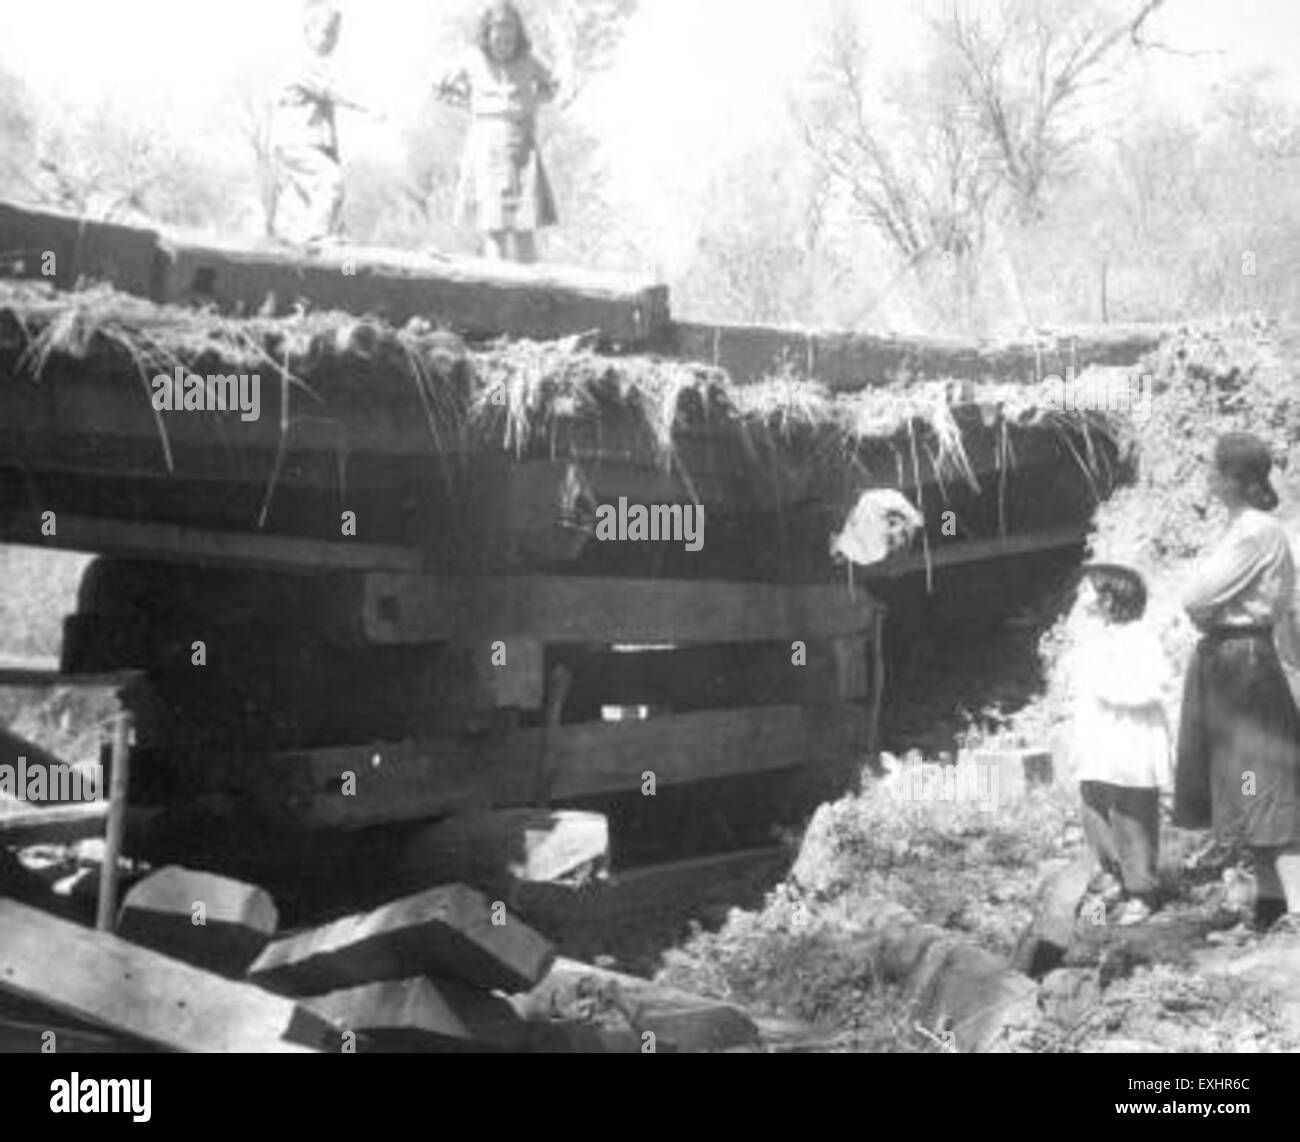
[1067,621,1173,789]
[830,489,924,567]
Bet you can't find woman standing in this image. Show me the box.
[1176,432,1300,932]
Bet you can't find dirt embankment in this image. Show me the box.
[648,318,1300,1052]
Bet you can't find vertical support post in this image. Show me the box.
[96,712,132,932]
[538,661,573,807]
[865,610,886,768]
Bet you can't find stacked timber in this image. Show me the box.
[0,197,1166,892]
[0,867,761,1053]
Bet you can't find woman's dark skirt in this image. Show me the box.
[1175,628,1300,846]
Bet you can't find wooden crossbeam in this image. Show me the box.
[3,515,424,573]
[342,573,882,646]
[251,704,871,829]
[857,524,1088,579]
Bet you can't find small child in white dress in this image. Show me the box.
[1068,563,1173,925]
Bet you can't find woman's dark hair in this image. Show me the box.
[1214,432,1280,512]
[1082,563,1147,624]
[478,1,531,62]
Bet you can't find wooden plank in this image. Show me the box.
[0,801,109,846]
[116,867,278,977]
[0,898,333,1052]
[2,515,424,574]
[161,236,670,346]
[260,735,531,829]
[670,319,1165,390]
[95,714,130,932]
[545,704,869,800]
[0,200,165,298]
[247,884,554,997]
[348,573,882,646]
[303,977,528,1053]
[268,704,870,829]
[857,524,1088,579]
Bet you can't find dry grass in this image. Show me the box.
[0,279,1126,492]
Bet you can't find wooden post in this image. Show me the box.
[865,612,886,769]
[538,663,573,806]
[96,713,132,932]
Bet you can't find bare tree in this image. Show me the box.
[797,2,1005,274]
[936,0,1166,217]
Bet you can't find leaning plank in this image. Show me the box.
[0,898,333,1052]
[304,977,528,1053]
[247,884,554,997]
[0,801,109,846]
[116,867,278,978]
[160,236,670,346]
[515,958,760,1053]
[348,573,882,646]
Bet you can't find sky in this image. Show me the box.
[1,0,1298,262]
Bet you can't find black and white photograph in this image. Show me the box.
[0,0,1297,1118]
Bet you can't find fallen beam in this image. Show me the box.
[0,898,334,1052]
[304,977,529,1053]
[247,884,554,997]
[116,867,278,978]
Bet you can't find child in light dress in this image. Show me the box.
[1068,564,1173,925]
[435,1,559,263]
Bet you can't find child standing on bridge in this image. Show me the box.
[1068,564,1173,925]
[435,1,559,263]
[268,1,378,248]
